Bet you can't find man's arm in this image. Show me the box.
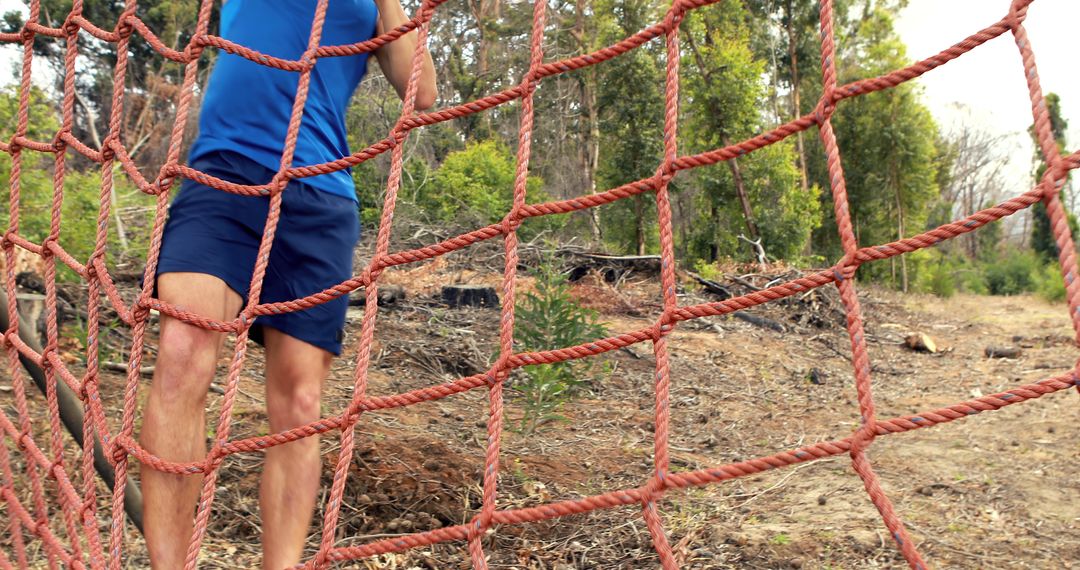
[374,0,438,110]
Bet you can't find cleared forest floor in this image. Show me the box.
[4,258,1079,569]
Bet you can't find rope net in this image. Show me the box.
[0,0,1078,567]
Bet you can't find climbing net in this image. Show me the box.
[1,0,1078,567]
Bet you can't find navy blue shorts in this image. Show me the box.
[157,150,360,355]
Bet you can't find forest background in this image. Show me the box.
[1,0,1077,300]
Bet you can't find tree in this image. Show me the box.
[593,0,666,256]
[930,111,1011,260]
[806,2,940,291]
[3,0,210,173]
[680,0,819,263]
[1029,92,1075,260]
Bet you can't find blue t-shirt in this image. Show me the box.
[189,0,379,201]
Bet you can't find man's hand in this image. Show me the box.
[373,0,438,110]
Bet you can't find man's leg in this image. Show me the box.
[140,273,243,569]
[260,328,331,570]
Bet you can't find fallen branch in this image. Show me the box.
[732,311,786,333]
[687,271,731,299]
[0,288,144,533]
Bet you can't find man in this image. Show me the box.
[137,0,436,568]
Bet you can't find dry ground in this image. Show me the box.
[2,263,1079,569]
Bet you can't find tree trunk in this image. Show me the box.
[785,0,810,194]
[725,136,760,242]
[894,180,908,292]
[684,32,761,248]
[0,288,144,533]
[634,195,647,256]
[576,0,602,245]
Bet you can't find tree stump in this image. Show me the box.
[16,293,46,342]
[441,285,498,308]
[349,285,406,307]
[984,346,1021,359]
[904,332,937,353]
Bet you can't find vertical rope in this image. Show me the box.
[0,1,1077,568]
[814,1,926,567]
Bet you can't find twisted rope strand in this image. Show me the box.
[0,0,1075,568]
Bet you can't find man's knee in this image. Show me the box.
[268,381,323,429]
[152,319,221,405]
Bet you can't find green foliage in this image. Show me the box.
[909,247,1069,301]
[1034,262,1066,303]
[957,264,990,296]
[982,250,1041,296]
[512,260,607,434]
[1028,94,1074,261]
[808,4,942,271]
[680,1,818,263]
[909,250,956,298]
[0,86,151,281]
[692,259,721,282]
[594,0,665,255]
[416,140,555,236]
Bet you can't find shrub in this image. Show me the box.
[956,265,989,296]
[0,87,152,282]
[910,249,956,298]
[982,249,1040,296]
[420,141,534,220]
[1034,262,1066,303]
[512,259,607,433]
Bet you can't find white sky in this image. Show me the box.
[895,0,1079,196]
[0,0,1074,203]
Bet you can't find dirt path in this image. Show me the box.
[3,278,1078,569]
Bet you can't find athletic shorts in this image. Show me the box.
[156,150,360,356]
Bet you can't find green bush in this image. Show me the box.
[0,87,151,282]
[982,249,1040,296]
[956,265,989,296]
[420,141,536,220]
[1034,262,1066,303]
[512,260,607,433]
[909,249,955,297]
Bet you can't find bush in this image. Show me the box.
[0,87,151,282]
[1034,262,1066,303]
[956,265,989,296]
[420,141,536,220]
[910,249,956,298]
[982,249,1040,296]
[512,260,607,433]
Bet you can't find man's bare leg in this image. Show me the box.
[259,328,331,570]
[140,273,243,569]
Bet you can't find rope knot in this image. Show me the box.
[832,260,856,283]
[154,176,175,195]
[1007,0,1032,29]
[1039,162,1068,199]
[51,130,68,153]
[110,439,127,464]
[39,344,57,369]
[61,13,80,37]
[79,375,96,400]
[99,136,117,162]
[814,96,836,125]
[16,428,31,451]
[80,497,97,522]
[114,13,136,39]
[39,236,57,258]
[131,300,151,322]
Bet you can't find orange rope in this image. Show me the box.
[1,0,1078,568]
